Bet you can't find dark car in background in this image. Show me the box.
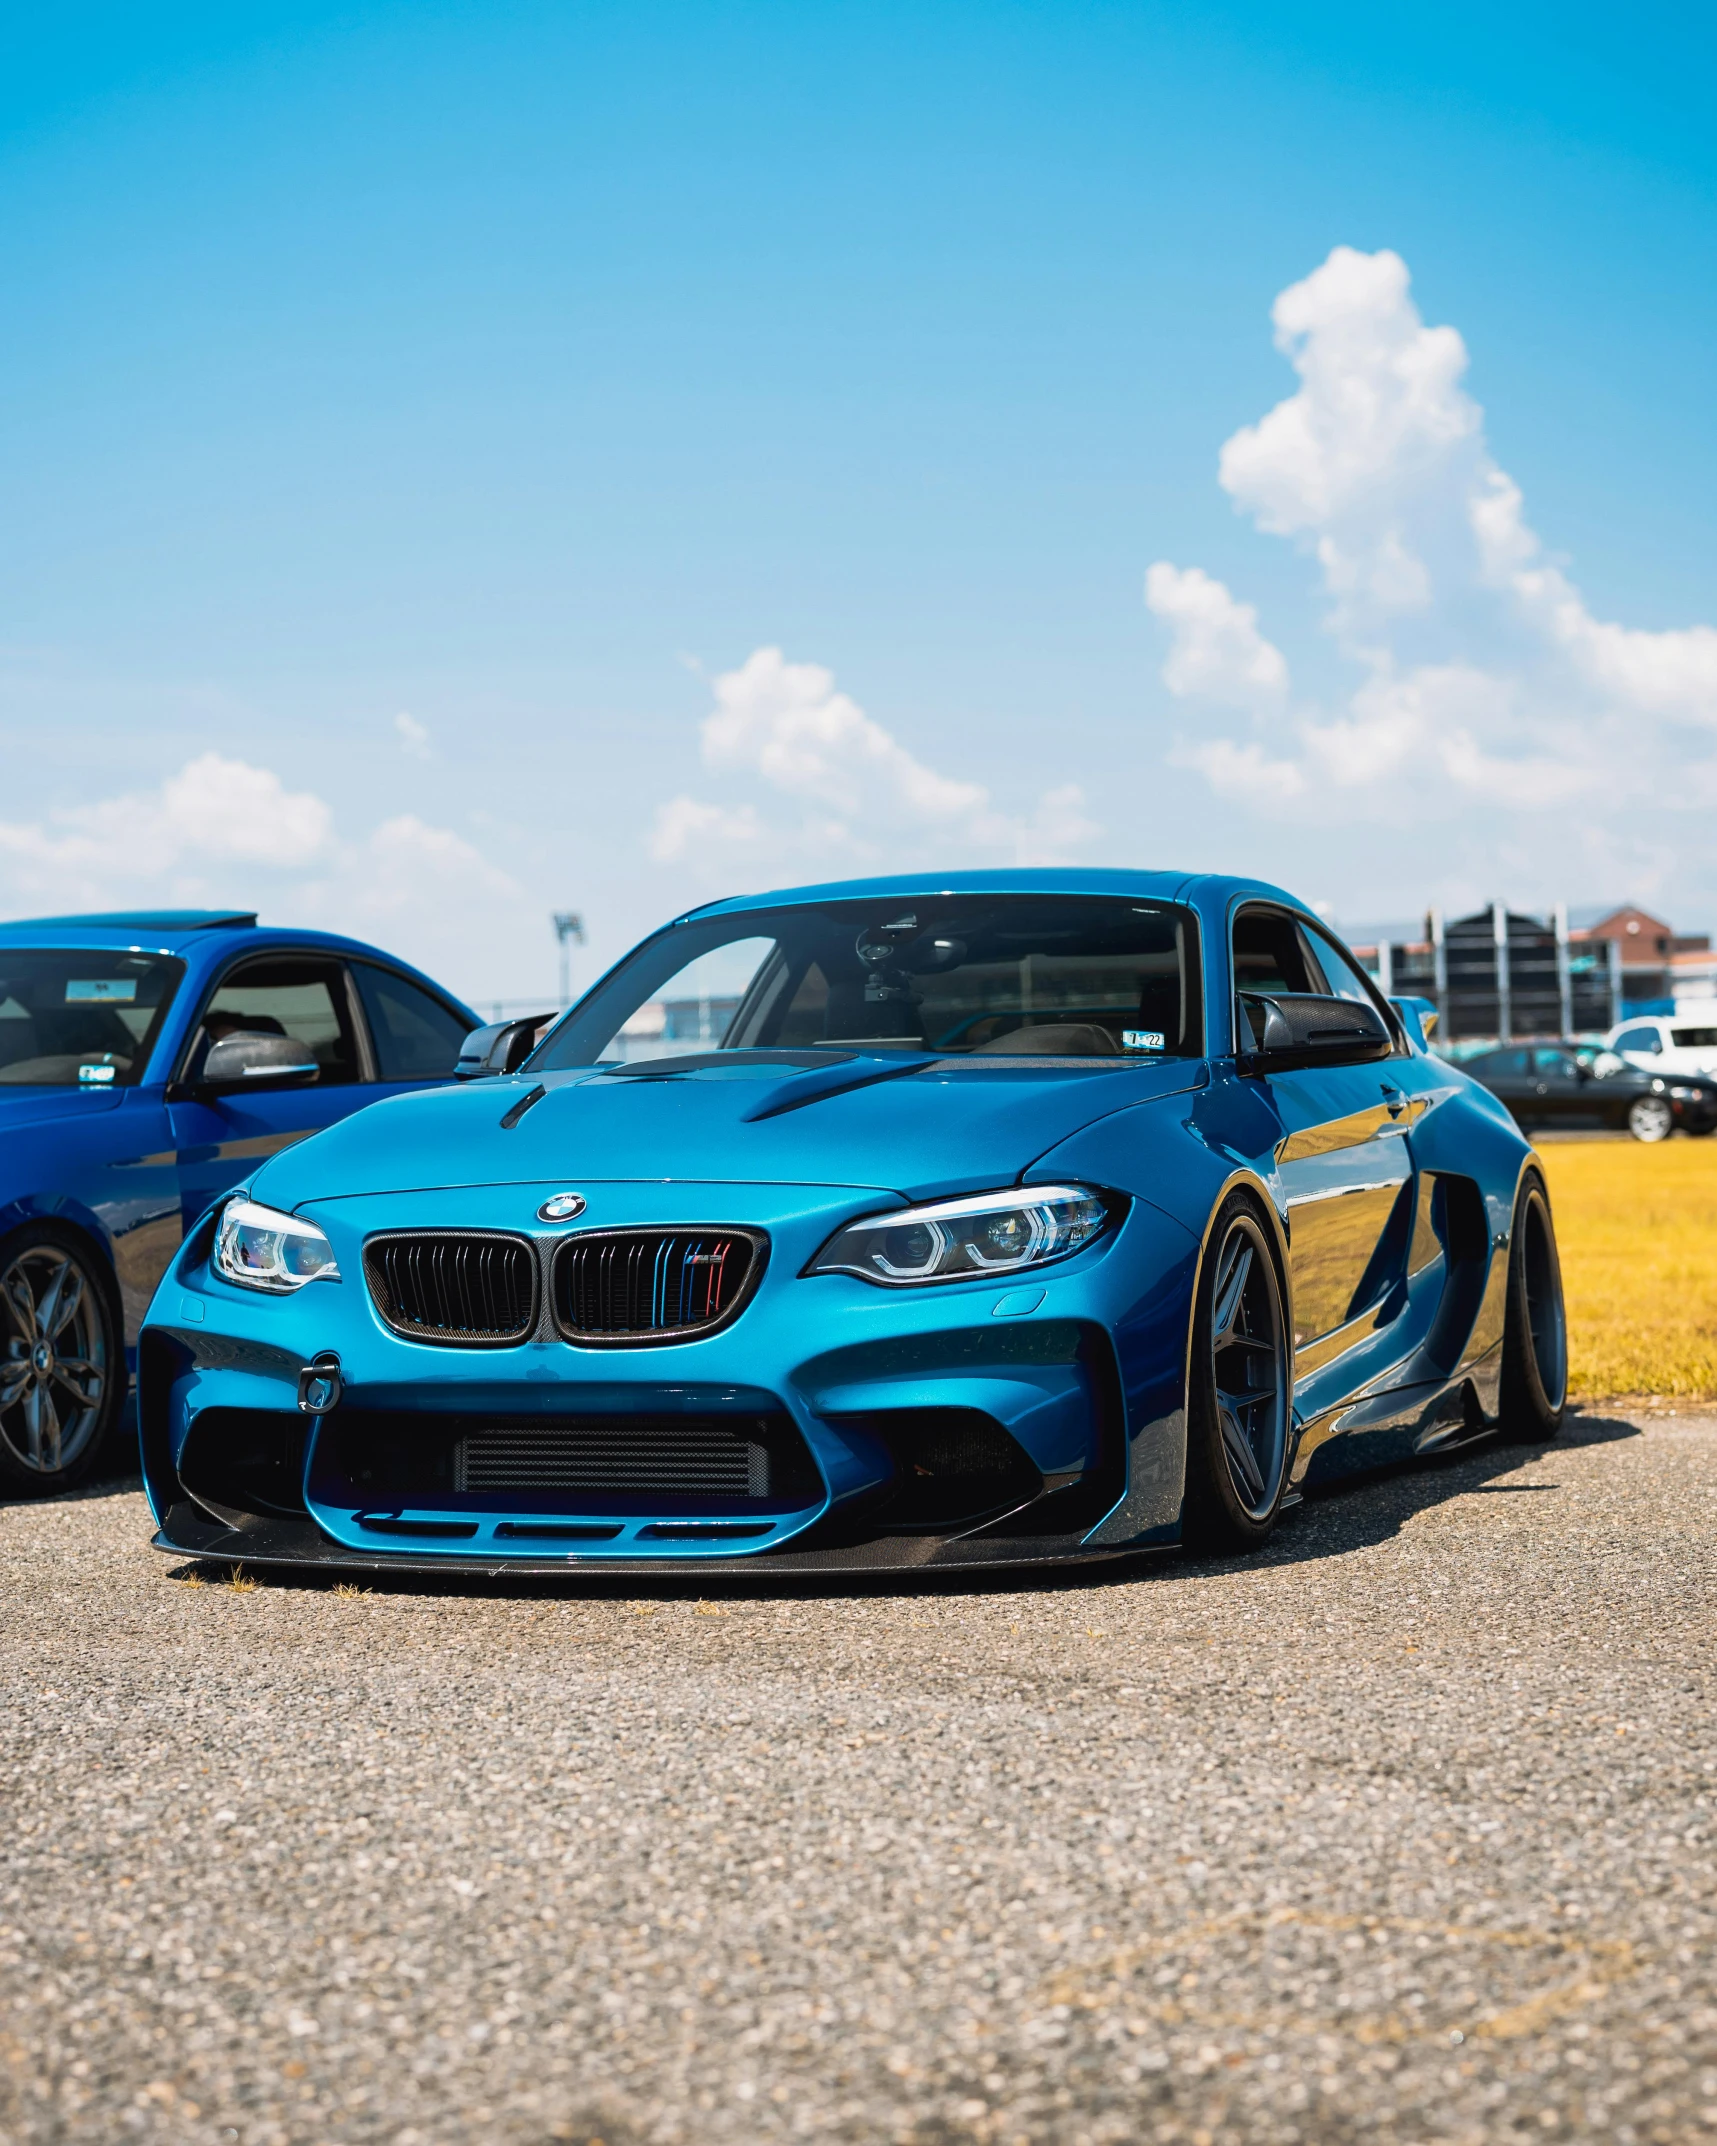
[0,910,476,1495]
[1460,1041,1717,1142]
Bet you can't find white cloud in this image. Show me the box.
[651,645,1098,879]
[1154,244,1717,895]
[0,752,331,890]
[649,795,764,862]
[0,752,529,1003]
[394,711,433,758]
[1144,563,1289,713]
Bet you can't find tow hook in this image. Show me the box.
[297,1352,343,1415]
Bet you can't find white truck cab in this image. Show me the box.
[1606,1011,1717,1077]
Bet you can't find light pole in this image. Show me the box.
[552,911,586,1009]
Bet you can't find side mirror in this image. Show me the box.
[454,1014,554,1080]
[198,1031,320,1093]
[1238,992,1393,1073]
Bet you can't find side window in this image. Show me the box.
[189,956,361,1086]
[1232,908,1321,997]
[1672,1026,1717,1049]
[1232,906,1329,1049]
[1307,928,1381,1008]
[1614,1024,1662,1055]
[352,964,471,1081]
[1531,1046,1575,1075]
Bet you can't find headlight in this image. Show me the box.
[214,1199,340,1293]
[807,1184,1115,1287]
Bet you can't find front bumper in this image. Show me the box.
[140,1178,1199,1569]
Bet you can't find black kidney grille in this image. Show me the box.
[455,1417,770,1496]
[364,1231,538,1345]
[553,1229,764,1344]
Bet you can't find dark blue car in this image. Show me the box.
[0,910,476,1495]
[138,871,1569,1575]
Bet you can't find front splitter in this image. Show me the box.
[151,1502,1156,1579]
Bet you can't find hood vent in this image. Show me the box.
[551,1227,766,1347]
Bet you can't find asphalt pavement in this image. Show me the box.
[3,1411,1715,2145]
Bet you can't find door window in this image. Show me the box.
[352,963,471,1080]
[1232,909,1323,998]
[1613,1024,1663,1055]
[187,957,361,1085]
[1529,1047,1578,1077]
[1670,1026,1717,1049]
[1307,927,1390,1011]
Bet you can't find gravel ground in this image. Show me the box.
[4,1412,1716,2146]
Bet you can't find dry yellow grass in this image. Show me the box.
[1534,1138,1717,1402]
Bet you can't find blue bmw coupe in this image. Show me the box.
[0,910,476,1496]
[139,871,1567,1573]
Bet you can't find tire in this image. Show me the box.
[1498,1172,1567,1442]
[0,1223,124,1496]
[1183,1195,1292,1551]
[1627,1094,1674,1142]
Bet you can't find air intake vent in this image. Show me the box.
[309,1405,824,1514]
[455,1418,772,1496]
[551,1228,766,1346]
[363,1231,538,1346]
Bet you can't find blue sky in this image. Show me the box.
[2,2,1714,998]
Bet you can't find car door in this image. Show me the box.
[168,951,372,1228]
[1469,1047,1534,1124]
[1233,905,1413,1368]
[1529,1045,1604,1127]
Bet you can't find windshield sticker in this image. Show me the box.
[1122,1029,1166,1052]
[67,979,137,1003]
[78,1062,118,1084]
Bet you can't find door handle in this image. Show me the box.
[1380,1083,1405,1118]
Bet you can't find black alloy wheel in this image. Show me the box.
[0,1225,123,1495]
[1183,1196,1292,1550]
[1499,1173,1567,1442]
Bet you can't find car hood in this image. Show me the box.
[253,1053,1206,1207]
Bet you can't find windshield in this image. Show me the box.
[533,896,1202,1069]
[0,949,185,1087]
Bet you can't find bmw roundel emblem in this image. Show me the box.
[537,1192,587,1221]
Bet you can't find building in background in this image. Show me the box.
[1349,904,1713,1046]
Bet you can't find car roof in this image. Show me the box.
[681,867,1311,921]
[0,913,477,1022]
[0,909,259,947]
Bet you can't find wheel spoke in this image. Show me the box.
[24,1380,64,1471]
[35,1257,72,1340]
[1219,1400,1265,1503]
[1,1271,39,1344]
[53,1359,102,1410]
[1216,1333,1277,1358]
[46,1264,85,1340]
[1211,1243,1253,1345]
[0,1360,31,1410]
[1218,1378,1274,1418]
